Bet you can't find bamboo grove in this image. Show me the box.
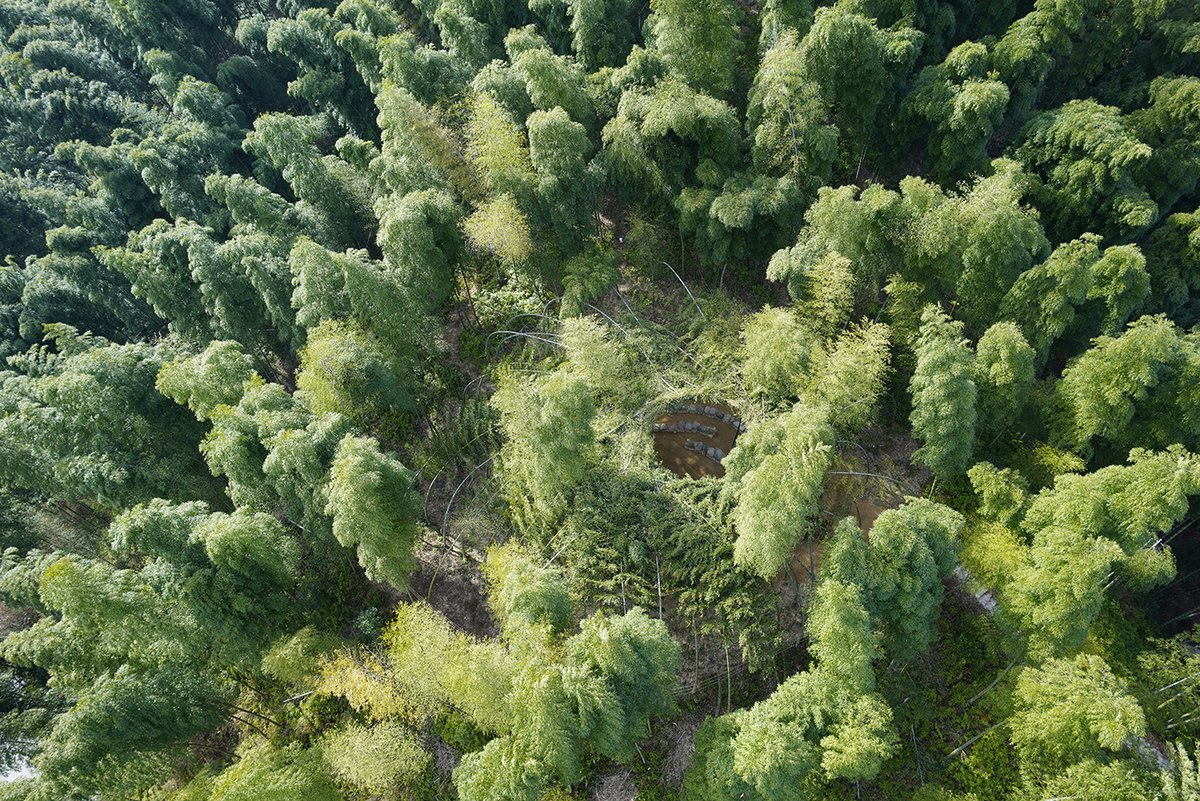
[0,0,1199,799]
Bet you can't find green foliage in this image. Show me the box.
[527,107,596,249]
[861,499,963,660]
[244,113,375,250]
[288,236,426,370]
[267,9,378,136]
[568,0,637,71]
[377,188,464,310]
[157,341,256,421]
[682,493,961,799]
[374,84,461,196]
[261,627,342,688]
[903,42,1010,182]
[910,306,977,480]
[740,306,821,405]
[801,4,921,154]
[297,319,417,430]
[687,576,897,800]
[1053,314,1182,452]
[509,31,595,130]
[1164,742,1200,801]
[377,599,678,801]
[0,661,58,777]
[967,462,1028,527]
[601,77,740,210]
[1144,210,1200,325]
[494,371,596,536]
[553,473,783,672]
[0,491,316,798]
[1009,655,1145,772]
[770,163,1046,330]
[93,220,222,347]
[1002,448,1200,659]
[972,323,1035,441]
[3,0,1199,796]
[725,403,835,580]
[196,507,300,592]
[1004,527,1120,662]
[325,434,423,592]
[355,607,386,642]
[1017,100,1157,240]
[1135,636,1200,739]
[0,332,216,510]
[1085,244,1151,337]
[564,607,680,760]
[483,542,573,635]
[805,321,891,434]
[649,0,739,98]
[748,29,837,201]
[1041,759,1154,801]
[161,343,357,566]
[34,664,227,800]
[793,253,855,340]
[453,736,540,801]
[822,517,872,588]
[209,743,341,801]
[998,235,1098,362]
[560,245,619,318]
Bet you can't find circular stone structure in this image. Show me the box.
[651,401,744,479]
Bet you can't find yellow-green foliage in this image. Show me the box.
[680,291,749,390]
[804,321,891,433]
[796,252,856,339]
[209,743,341,801]
[559,315,647,408]
[560,245,620,318]
[385,602,518,732]
[321,720,430,795]
[143,772,215,801]
[1006,439,1086,490]
[493,371,596,535]
[740,306,821,404]
[325,433,423,591]
[463,194,534,266]
[317,648,425,723]
[1009,655,1146,770]
[296,319,414,426]
[465,93,534,197]
[1163,742,1200,801]
[968,461,1029,526]
[960,520,1026,595]
[482,542,573,636]
[156,340,256,422]
[726,403,836,580]
[261,627,342,688]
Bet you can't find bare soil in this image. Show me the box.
[408,549,498,638]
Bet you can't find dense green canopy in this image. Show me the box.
[0,0,1197,798]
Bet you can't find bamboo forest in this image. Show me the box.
[2,0,1200,799]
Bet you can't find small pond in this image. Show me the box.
[651,401,744,479]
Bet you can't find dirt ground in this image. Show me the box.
[408,547,498,638]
